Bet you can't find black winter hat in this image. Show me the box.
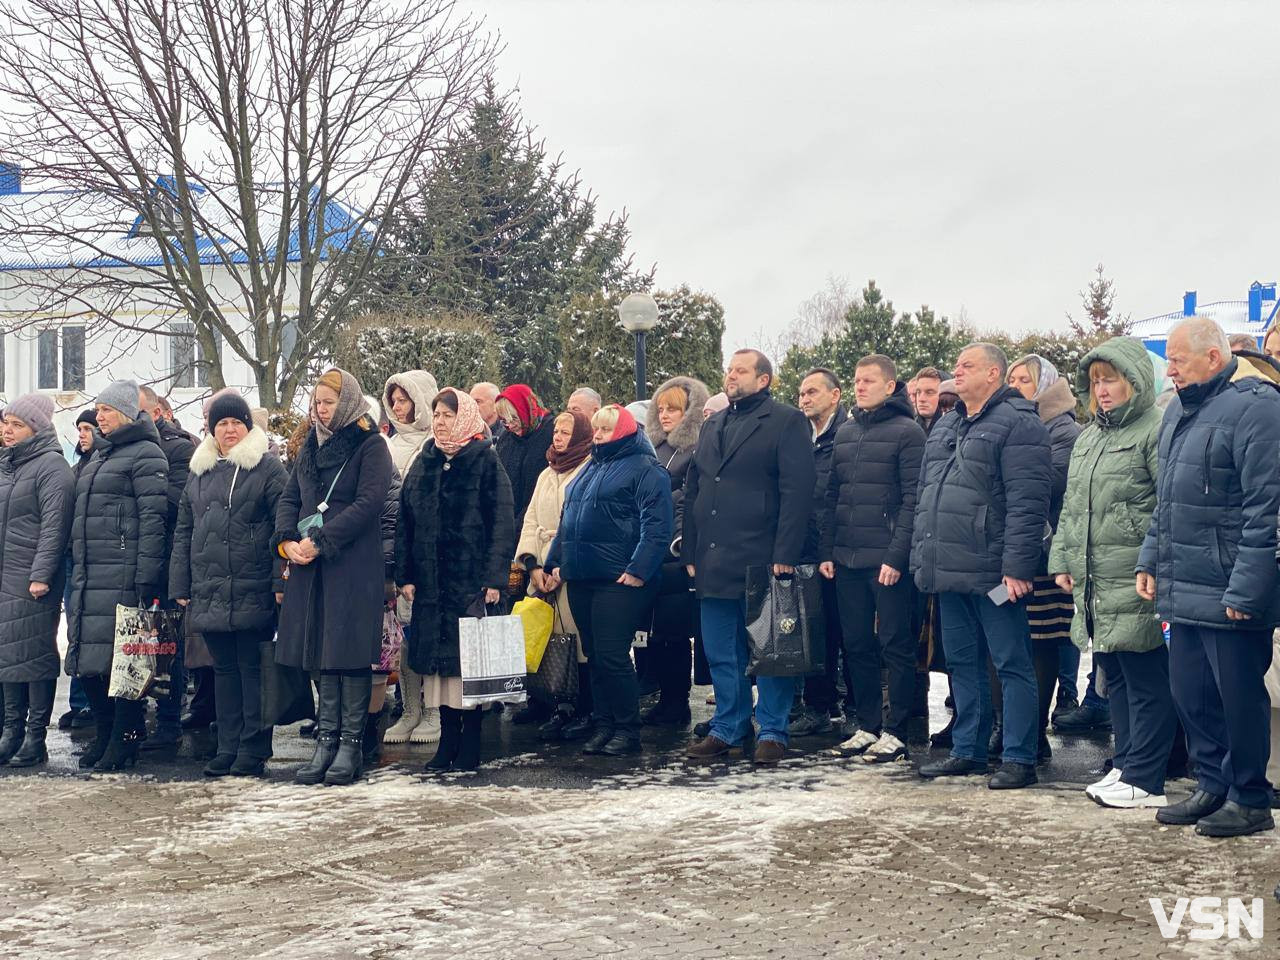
[75,408,97,428]
[206,391,254,434]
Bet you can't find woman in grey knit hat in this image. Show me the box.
[0,394,75,767]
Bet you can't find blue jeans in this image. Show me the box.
[701,597,797,745]
[939,592,1038,765]
[1057,638,1080,703]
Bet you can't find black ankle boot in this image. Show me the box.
[325,674,372,786]
[295,674,341,785]
[94,727,143,771]
[362,706,387,766]
[8,680,54,768]
[453,709,483,772]
[0,682,29,764]
[426,706,462,771]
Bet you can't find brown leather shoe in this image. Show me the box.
[753,740,786,765]
[686,735,733,761]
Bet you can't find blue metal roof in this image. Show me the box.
[0,181,367,271]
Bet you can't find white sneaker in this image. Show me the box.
[1084,767,1123,799]
[862,733,908,764]
[1091,780,1167,809]
[834,729,878,756]
[409,709,441,744]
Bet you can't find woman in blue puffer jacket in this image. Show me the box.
[546,404,673,758]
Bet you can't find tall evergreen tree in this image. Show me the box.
[1066,263,1132,345]
[355,80,650,402]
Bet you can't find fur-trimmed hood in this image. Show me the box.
[188,425,271,476]
[645,376,712,453]
[1036,377,1077,423]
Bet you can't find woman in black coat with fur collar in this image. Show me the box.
[396,388,516,773]
[275,368,393,786]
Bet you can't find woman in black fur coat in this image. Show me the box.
[396,388,516,773]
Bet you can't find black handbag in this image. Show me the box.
[743,564,825,677]
[259,640,315,728]
[525,601,579,705]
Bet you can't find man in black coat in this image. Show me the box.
[138,385,203,746]
[821,356,925,764]
[683,349,816,765]
[791,367,849,737]
[912,343,1052,790]
[913,366,945,436]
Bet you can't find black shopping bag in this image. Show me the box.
[743,564,825,678]
[259,641,315,728]
[526,624,579,706]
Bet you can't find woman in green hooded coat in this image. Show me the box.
[1048,336,1176,810]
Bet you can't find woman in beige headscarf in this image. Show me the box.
[275,368,393,786]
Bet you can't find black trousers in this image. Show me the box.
[80,674,145,736]
[1169,622,1274,809]
[206,627,274,760]
[802,577,846,715]
[649,582,697,705]
[834,565,914,740]
[1093,647,1176,795]
[567,578,658,737]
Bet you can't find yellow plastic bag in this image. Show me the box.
[513,596,555,672]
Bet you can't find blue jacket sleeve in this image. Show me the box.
[999,413,1052,581]
[1221,389,1280,615]
[626,464,674,582]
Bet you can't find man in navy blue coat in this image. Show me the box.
[911,343,1052,790]
[1137,317,1280,838]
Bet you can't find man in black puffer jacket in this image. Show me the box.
[821,356,925,763]
[912,343,1052,790]
[792,367,849,737]
[66,380,169,769]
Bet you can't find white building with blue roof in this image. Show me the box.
[1134,284,1279,357]
[0,166,363,443]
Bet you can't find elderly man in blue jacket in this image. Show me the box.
[911,342,1052,790]
[1137,316,1280,838]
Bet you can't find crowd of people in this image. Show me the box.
[0,314,1276,839]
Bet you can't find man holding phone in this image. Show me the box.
[911,343,1052,789]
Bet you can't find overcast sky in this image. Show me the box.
[471,0,1278,351]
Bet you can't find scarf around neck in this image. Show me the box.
[312,368,368,446]
[546,411,593,473]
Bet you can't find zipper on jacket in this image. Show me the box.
[1202,440,1210,495]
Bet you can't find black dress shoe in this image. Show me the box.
[1156,789,1225,825]
[1036,734,1052,765]
[581,728,614,755]
[1052,703,1111,733]
[641,701,692,726]
[988,761,1037,790]
[693,719,712,738]
[918,756,986,779]
[1194,800,1274,837]
[230,756,267,777]
[560,715,593,740]
[538,713,569,741]
[600,734,642,756]
[930,713,955,748]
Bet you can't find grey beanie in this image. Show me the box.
[4,392,55,432]
[96,380,141,420]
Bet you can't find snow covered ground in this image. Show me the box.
[1,753,1276,958]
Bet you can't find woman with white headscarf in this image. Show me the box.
[999,354,1082,764]
[275,368,393,786]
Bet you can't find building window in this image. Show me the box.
[37,329,57,389]
[36,326,87,391]
[171,323,220,389]
[62,325,85,391]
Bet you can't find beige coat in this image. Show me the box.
[516,460,588,656]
